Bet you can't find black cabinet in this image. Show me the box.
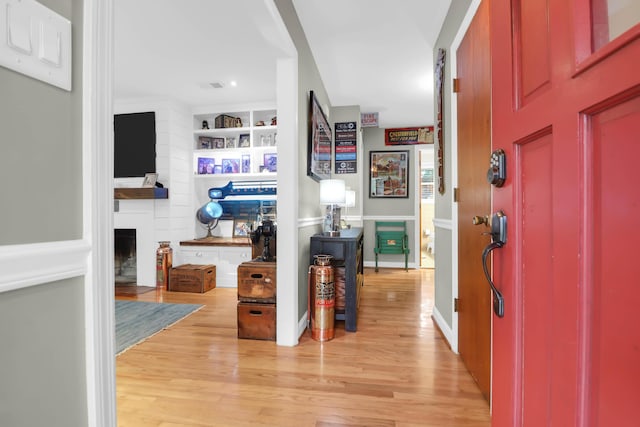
[310,227,363,332]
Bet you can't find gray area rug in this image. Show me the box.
[115,300,202,355]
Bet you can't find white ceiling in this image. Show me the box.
[114,0,451,128]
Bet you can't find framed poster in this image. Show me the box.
[307,90,332,181]
[369,150,409,198]
[335,121,357,174]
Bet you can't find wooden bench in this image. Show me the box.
[374,221,409,272]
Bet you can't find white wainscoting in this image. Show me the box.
[0,240,90,293]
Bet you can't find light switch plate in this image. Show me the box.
[0,0,71,91]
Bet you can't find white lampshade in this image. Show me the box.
[319,179,346,205]
[344,189,356,208]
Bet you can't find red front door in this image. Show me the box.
[490,0,640,425]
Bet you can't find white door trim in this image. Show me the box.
[449,0,483,356]
[83,0,116,425]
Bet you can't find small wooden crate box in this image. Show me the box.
[237,302,276,341]
[169,264,216,293]
[237,261,276,303]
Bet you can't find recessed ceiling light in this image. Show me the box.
[230,80,238,87]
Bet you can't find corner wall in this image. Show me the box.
[274,0,334,326]
[0,0,90,425]
[432,0,474,349]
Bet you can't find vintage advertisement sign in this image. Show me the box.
[334,121,357,174]
[361,112,379,128]
[385,126,434,145]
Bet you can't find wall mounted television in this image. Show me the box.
[114,112,156,178]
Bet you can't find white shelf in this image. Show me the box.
[194,172,276,179]
[192,108,277,176]
[194,127,251,135]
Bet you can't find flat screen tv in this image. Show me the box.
[114,112,156,178]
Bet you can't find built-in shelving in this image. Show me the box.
[192,109,277,178]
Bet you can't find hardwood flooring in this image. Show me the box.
[116,268,490,427]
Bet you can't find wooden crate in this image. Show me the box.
[169,264,216,293]
[237,302,276,341]
[237,261,276,303]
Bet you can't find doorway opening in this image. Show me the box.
[419,147,435,268]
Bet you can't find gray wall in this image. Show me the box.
[0,0,83,245]
[0,0,88,425]
[274,0,333,321]
[0,279,87,426]
[432,0,474,328]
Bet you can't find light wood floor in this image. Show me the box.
[116,267,490,427]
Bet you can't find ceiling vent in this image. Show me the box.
[209,82,224,89]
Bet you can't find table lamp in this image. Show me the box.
[340,189,356,229]
[320,179,346,236]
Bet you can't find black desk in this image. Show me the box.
[310,227,364,332]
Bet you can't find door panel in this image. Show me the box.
[587,94,640,425]
[519,131,554,425]
[516,0,552,104]
[490,0,640,424]
[457,0,492,402]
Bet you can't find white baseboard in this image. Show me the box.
[363,261,417,270]
[432,306,458,354]
[298,311,308,339]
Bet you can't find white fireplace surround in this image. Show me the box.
[114,205,155,287]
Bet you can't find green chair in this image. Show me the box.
[374,221,409,272]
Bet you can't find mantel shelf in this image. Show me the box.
[114,188,169,200]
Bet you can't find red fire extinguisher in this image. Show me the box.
[308,254,335,341]
[156,241,172,289]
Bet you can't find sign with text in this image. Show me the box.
[334,121,357,174]
[361,112,379,128]
[385,126,434,145]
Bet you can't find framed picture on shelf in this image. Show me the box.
[233,218,252,237]
[263,153,277,172]
[198,136,213,149]
[197,157,216,175]
[222,159,240,174]
[142,173,158,187]
[238,133,250,148]
[212,137,225,149]
[225,137,236,149]
[369,150,409,198]
[214,165,222,174]
[241,154,251,173]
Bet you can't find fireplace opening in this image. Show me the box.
[115,229,136,285]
